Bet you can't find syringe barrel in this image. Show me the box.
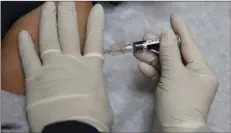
[133,39,160,53]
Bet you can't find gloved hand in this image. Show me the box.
[134,14,219,132]
[18,2,113,132]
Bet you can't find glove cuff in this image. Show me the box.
[27,96,114,132]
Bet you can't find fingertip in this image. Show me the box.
[18,30,32,49]
[94,4,103,9]
[18,31,27,52]
[91,4,104,16]
[88,3,104,29]
[42,1,56,12]
[89,4,104,22]
[170,14,186,34]
[93,4,104,12]
[170,13,182,23]
[171,13,186,22]
[19,30,29,39]
[88,4,104,26]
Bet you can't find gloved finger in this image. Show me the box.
[139,62,160,88]
[139,62,158,78]
[135,52,160,70]
[84,4,104,60]
[159,28,183,69]
[18,31,42,78]
[170,14,207,67]
[134,33,160,70]
[40,2,61,63]
[58,2,81,56]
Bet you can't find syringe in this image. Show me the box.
[104,36,180,55]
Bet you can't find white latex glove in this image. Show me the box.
[135,14,219,132]
[18,2,113,132]
[134,33,161,87]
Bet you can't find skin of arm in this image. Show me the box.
[1,2,93,95]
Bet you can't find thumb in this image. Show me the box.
[159,28,183,70]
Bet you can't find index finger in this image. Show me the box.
[170,14,206,66]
